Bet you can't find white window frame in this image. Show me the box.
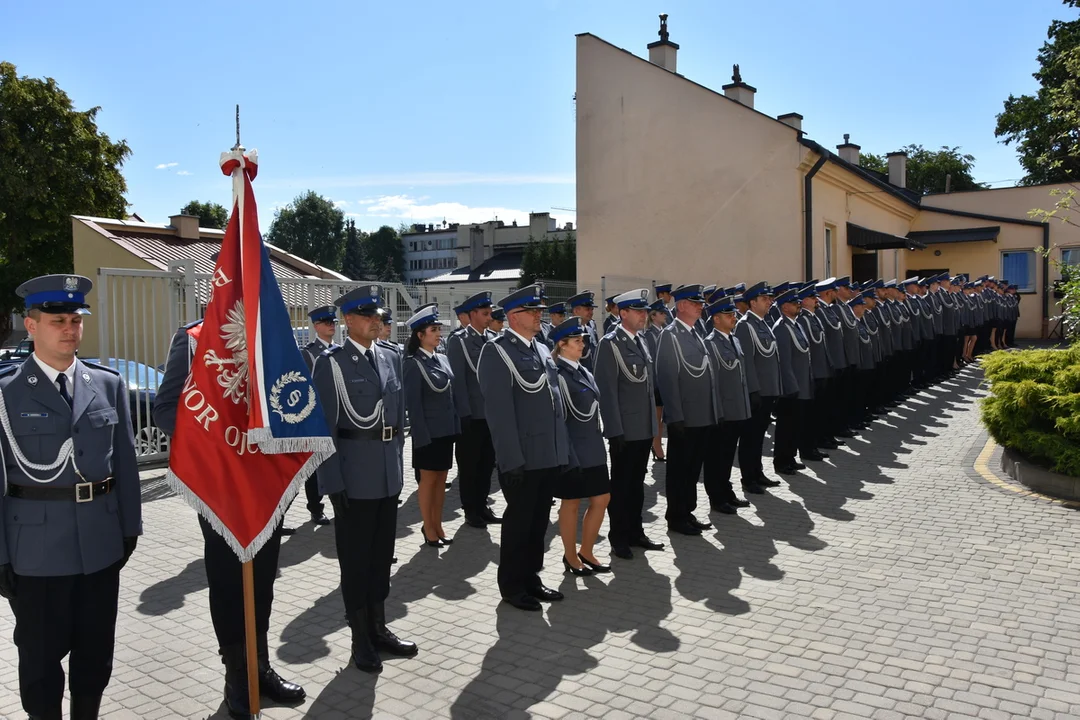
[823,225,835,277]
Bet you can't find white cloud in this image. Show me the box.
[177,170,193,176]
[259,171,574,191]
[333,200,351,208]
[347,194,576,228]
[155,162,179,170]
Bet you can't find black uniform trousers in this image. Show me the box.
[665,425,710,523]
[772,396,800,466]
[304,475,324,515]
[607,438,652,547]
[201,516,282,648]
[497,468,555,598]
[9,561,122,716]
[739,394,777,484]
[703,420,744,505]
[333,494,399,614]
[455,418,497,516]
[810,378,831,445]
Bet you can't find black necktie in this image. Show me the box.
[726,334,737,353]
[366,349,380,379]
[57,373,72,408]
[634,334,647,358]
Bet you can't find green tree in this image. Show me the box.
[0,62,130,343]
[859,145,985,194]
[180,199,229,230]
[265,191,345,270]
[341,218,368,279]
[361,225,405,282]
[519,233,576,287]
[996,1,1080,185]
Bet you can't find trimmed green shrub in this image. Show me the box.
[981,346,1080,477]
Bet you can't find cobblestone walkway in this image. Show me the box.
[3,366,1079,719]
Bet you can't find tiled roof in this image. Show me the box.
[111,231,309,279]
[424,251,524,284]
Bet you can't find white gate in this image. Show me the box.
[94,262,416,464]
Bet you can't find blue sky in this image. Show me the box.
[2,0,1068,233]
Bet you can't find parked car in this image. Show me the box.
[0,338,33,361]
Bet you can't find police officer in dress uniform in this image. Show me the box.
[655,284,720,535]
[156,321,305,715]
[0,275,141,720]
[602,296,619,335]
[734,282,784,494]
[488,308,506,336]
[567,292,598,372]
[765,282,792,326]
[831,277,862,435]
[594,289,663,560]
[850,293,877,420]
[654,283,675,324]
[477,285,572,612]
[312,284,417,673]
[693,286,717,339]
[798,283,837,452]
[298,305,339,525]
[702,296,753,514]
[644,300,669,462]
[771,288,817,475]
[541,302,567,349]
[446,291,501,529]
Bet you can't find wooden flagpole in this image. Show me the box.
[242,560,261,718]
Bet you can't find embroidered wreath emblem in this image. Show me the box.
[269,371,318,424]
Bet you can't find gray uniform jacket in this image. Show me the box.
[314,342,406,500]
[595,327,658,442]
[154,321,200,437]
[578,321,598,372]
[919,295,937,337]
[556,359,606,470]
[905,296,925,342]
[818,304,846,372]
[872,306,894,358]
[798,309,833,380]
[602,314,619,335]
[940,291,958,335]
[895,300,914,351]
[301,338,336,373]
[773,316,813,400]
[735,312,783,397]
[864,309,883,363]
[403,351,461,449]
[447,326,487,420]
[642,324,663,365]
[855,317,875,370]
[655,320,720,427]
[0,358,142,577]
[835,301,861,369]
[477,332,571,473]
[929,291,944,335]
[705,331,752,422]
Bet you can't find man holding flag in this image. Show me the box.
[157,144,334,717]
[313,284,418,673]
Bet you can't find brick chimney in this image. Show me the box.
[778,113,803,132]
[647,14,679,73]
[837,134,861,165]
[169,213,201,240]
[722,64,756,109]
[887,151,908,189]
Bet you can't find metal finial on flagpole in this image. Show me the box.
[233,104,243,151]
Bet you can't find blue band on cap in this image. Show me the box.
[25,290,86,308]
[503,294,540,312]
[341,294,379,313]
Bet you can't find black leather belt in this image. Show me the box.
[8,478,115,503]
[338,426,399,442]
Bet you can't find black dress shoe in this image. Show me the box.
[578,552,612,573]
[711,502,737,514]
[774,464,798,475]
[612,544,634,559]
[463,513,488,528]
[667,521,702,536]
[70,694,103,720]
[802,451,828,461]
[837,429,857,438]
[563,557,593,576]
[480,507,502,524]
[819,439,839,450]
[503,593,542,611]
[742,483,766,494]
[259,667,306,703]
[348,608,382,673]
[371,601,419,657]
[527,585,565,602]
[793,461,807,470]
[728,498,751,508]
[280,526,297,536]
[758,477,782,487]
[688,516,712,530]
[310,512,331,526]
[629,535,665,551]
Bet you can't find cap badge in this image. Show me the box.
[64,276,79,291]
[369,285,377,295]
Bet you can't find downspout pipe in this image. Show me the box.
[803,145,829,281]
[1042,222,1050,338]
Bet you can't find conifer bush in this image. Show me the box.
[981,346,1080,477]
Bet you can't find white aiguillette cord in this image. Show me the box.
[0,388,77,486]
[329,358,384,430]
[480,340,555,411]
[412,355,449,393]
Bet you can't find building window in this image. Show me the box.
[1001,250,1036,292]
[824,225,835,277]
[1062,247,1080,271]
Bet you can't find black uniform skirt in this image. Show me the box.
[553,464,610,500]
[412,435,456,471]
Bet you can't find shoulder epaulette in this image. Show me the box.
[80,360,122,377]
[0,362,20,379]
[376,340,400,351]
[321,345,343,357]
[182,318,204,330]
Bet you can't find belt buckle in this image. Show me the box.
[381,426,393,442]
[75,482,94,503]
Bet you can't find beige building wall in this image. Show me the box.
[72,220,160,361]
[576,34,805,291]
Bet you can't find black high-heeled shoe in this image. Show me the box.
[563,556,593,576]
[438,533,453,545]
[577,552,611,574]
[421,526,444,548]
[651,448,666,462]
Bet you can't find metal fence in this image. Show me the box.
[95,262,417,464]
